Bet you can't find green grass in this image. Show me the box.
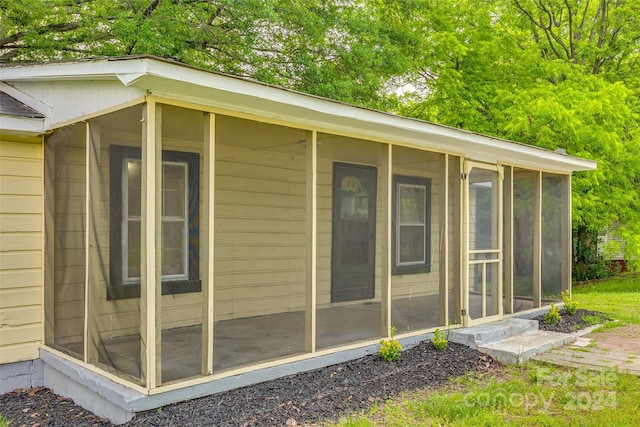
[332,274,640,427]
[333,364,640,427]
[0,414,11,427]
[572,273,640,326]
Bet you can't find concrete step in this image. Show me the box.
[479,330,576,364]
[448,318,538,349]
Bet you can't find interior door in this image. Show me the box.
[331,162,377,303]
[464,162,503,325]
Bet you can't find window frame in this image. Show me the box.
[108,145,201,300]
[392,175,432,276]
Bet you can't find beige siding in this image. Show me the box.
[50,123,206,343]
[390,164,442,299]
[0,136,43,363]
[214,144,306,320]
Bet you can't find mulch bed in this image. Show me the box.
[0,341,500,427]
[3,311,611,427]
[533,308,613,333]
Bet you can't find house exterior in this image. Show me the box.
[0,56,596,423]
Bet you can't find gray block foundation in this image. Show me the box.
[0,359,44,394]
[39,332,435,425]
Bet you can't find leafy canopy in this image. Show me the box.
[2,0,638,267]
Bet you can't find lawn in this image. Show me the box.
[333,273,640,427]
[572,273,640,326]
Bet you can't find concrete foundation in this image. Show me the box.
[0,359,44,394]
[40,331,434,425]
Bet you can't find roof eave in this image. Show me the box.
[1,57,597,173]
[0,115,46,136]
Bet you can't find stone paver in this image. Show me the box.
[533,338,640,376]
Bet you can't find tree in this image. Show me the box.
[397,0,640,272]
[0,0,418,109]
[2,0,638,271]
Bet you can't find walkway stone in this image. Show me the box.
[532,339,640,376]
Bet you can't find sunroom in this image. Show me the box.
[0,57,596,421]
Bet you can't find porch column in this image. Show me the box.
[84,122,101,364]
[439,154,449,325]
[43,135,55,346]
[533,171,542,307]
[305,130,317,353]
[453,157,463,325]
[461,158,469,325]
[140,99,162,389]
[562,175,572,294]
[381,144,392,337]
[503,166,514,314]
[202,113,215,374]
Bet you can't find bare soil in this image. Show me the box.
[0,341,501,427]
[587,324,640,353]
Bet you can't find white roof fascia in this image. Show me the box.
[137,59,597,173]
[0,115,45,136]
[1,57,597,172]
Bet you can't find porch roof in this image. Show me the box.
[0,56,596,172]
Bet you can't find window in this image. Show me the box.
[392,175,431,275]
[109,146,200,300]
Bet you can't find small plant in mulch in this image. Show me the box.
[561,290,579,315]
[379,326,402,362]
[544,303,561,325]
[431,328,448,351]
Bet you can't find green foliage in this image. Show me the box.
[431,328,448,351]
[0,0,418,110]
[3,0,640,270]
[0,414,11,427]
[561,291,578,315]
[581,314,604,326]
[573,226,618,282]
[379,327,402,362]
[397,0,640,272]
[544,303,561,325]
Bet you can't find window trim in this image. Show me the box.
[392,175,432,276]
[108,145,201,300]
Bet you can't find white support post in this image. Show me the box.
[454,157,463,325]
[141,99,162,389]
[305,131,317,353]
[84,122,101,364]
[439,154,449,325]
[533,171,542,307]
[503,167,513,314]
[202,113,216,374]
[43,135,55,346]
[461,160,469,326]
[381,144,392,337]
[496,165,504,316]
[562,175,572,295]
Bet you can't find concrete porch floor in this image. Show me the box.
[99,294,457,384]
[56,293,542,385]
[40,302,567,425]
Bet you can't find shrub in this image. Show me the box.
[379,327,402,362]
[561,290,578,315]
[431,328,448,351]
[544,303,561,325]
